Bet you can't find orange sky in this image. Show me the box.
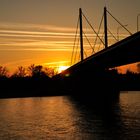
[0,0,140,73]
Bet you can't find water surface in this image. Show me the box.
[0,91,140,140]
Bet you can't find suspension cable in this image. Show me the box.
[84,50,87,58]
[83,31,95,53]
[71,16,80,65]
[107,10,132,35]
[74,37,80,64]
[107,27,118,41]
[97,33,104,52]
[82,12,105,46]
[92,13,104,54]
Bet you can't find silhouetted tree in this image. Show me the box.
[44,67,58,77]
[28,64,35,76]
[0,66,8,77]
[126,69,135,75]
[28,64,47,78]
[137,63,140,73]
[12,66,27,77]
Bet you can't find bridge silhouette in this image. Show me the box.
[60,31,140,77]
[57,7,140,77]
[54,7,140,98]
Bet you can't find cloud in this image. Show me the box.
[42,61,70,67]
[0,22,93,32]
[0,22,98,52]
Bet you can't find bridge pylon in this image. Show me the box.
[79,8,84,61]
[104,6,108,49]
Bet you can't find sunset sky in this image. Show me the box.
[0,0,140,73]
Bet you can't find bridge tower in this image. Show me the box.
[79,8,84,61]
[104,6,108,49]
[79,7,108,62]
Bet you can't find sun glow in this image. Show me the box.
[58,66,69,73]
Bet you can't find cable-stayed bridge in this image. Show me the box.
[60,31,140,77]
[54,7,140,98]
[58,7,140,77]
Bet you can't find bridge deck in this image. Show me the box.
[61,31,140,75]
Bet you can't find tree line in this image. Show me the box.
[0,64,140,98]
[0,64,58,78]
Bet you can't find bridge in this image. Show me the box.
[60,31,140,77]
[58,7,140,77]
[54,7,140,97]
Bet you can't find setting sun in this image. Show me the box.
[58,66,69,73]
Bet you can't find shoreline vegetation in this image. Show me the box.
[0,64,140,99]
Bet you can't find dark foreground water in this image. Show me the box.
[0,91,140,140]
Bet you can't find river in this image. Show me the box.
[0,91,140,140]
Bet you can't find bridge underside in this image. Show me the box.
[61,31,140,76]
